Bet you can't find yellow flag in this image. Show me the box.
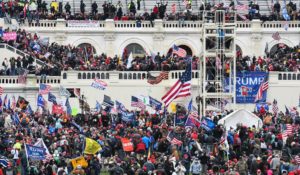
[70,156,88,169]
[84,138,102,155]
[170,103,176,113]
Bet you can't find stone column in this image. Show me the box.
[104,19,116,57]
[153,19,165,54]
[250,20,263,57]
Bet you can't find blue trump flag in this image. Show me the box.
[149,96,162,110]
[122,112,135,122]
[26,105,33,115]
[116,101,127,114]
[175,115,187,126]
[48,92,57,104]
[201,117,215,131]
[37,94,45,107]
[225,72,268,103]
[25,144,46,161]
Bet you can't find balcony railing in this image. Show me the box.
[22,19,300,30]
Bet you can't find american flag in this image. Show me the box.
[272,99,279,115]
[18,69,29,84]
[167,132,183,145]
[171,3,176,13]
[162,61,191,107]
[0,87,3,96]
[147,71,169,85]
[272,32,281,41]
[282,124,293,138]
[254,80,269,102]
[131,96,146,110]
[172,44,187,58]
[39,84,51,95]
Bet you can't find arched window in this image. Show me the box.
[82,73,87,79]
[106,73,109,79]
[77,43,97,54]
[101,73,105,79]
[87,73,91,79]
[92,73,95,79]
[96,73,100,79]
[119,73,123,79]
[124,43,146,58]
[270,43,288,56]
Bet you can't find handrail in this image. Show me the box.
[0,43,51,68]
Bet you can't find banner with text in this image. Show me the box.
[67,20,100,27]
[225,72,268,103]
[25,144,46,161]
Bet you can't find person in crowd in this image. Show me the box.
[80,0,86,14]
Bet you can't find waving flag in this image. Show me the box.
[7,99,10,110]
[254,78,269,103]
[37,94,45,107]
[116,101,127,114]
[201,117,216,131]
[12,113,20,125]
[48,92,57,104]
[185,114,201,128]
[131,96,146,110]
[162,60,192,107]
[39,84,51,95]
[103,95,114,107]
[26,105,33,115]
[59,86,71,98]
[65,98,72,116]
[149,96,162,110]
[282,0,290,21]
[84,138,102,155]
[0,156,9,167]
[167,132,182,145]
[172,44,187,57]
[147,71,169,85]
[235,0,248,11]
[16,96,29,110]
[0,96,2,110]
[126,52,133,69]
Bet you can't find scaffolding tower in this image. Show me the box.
[199,10,237,116]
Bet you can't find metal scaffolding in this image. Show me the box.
[199,10,237,116]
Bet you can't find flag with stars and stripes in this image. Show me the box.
[131,96,146,110]
[172,44,187,58]
[162,60,191,107]
[167,132,183,145]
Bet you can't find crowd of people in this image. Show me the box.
[0,26,299,77]
[0,96,299,175]
[0,0,299,23]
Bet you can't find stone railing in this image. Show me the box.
[22,19,300,30]
[114,21,153,28]
[261,21,300,28]
[277,72,300,80]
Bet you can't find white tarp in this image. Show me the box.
[218,109,263,130]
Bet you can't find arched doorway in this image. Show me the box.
[270,43,288,56]
[77,43,97,54]
[125,43,146,58]
[167,45,193,57]
[236,45,243,58]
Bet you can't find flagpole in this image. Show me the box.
[24,143,30,168]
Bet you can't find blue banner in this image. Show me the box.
[26,144,46,161]
[149,96,162,110]
[225,72,268,103]
[175,115,187,126]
